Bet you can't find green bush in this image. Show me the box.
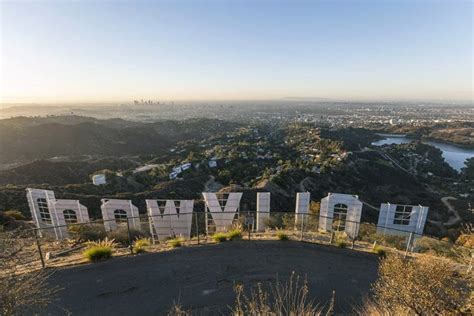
[212,232,228,243]
[83,246,112,262]
[133,238,151,253]
[373,245,387,257]
[168,238,184,248]
[227,229,242,240]
[69,224,106,242]
[336,240,347,248]
[2,210,26,221]
[276,231,289,241]
[134,247,146,254]
[134,237,151,248]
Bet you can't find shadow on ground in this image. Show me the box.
[47,240,379,315]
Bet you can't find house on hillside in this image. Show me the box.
[208,160,217,168]
[92,174,106,185]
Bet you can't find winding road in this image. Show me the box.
[441,196,462,226]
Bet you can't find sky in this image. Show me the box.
[0,0,472,103]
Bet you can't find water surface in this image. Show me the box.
[372,135,474,171]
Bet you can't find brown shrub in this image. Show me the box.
[456,224,474,249]
[0,230,60,315]
[69,224,106,242]
[371,254,471,314]
[107,227,149,246]
[232,272,328,315]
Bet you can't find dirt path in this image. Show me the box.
[441,196,462,226]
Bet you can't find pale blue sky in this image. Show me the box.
[1,0,472,102]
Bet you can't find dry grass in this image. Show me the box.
[168,237,185,248]
[232,272,331,315]
[372,245,387,257]
[133,237,151,253]
[227,229,243,241]
[86,237,117,248]
[0,229,61,315]
[276,231,289,241]
[83,238,116,262]
[212,232,228,243]
[353,298,408,316]
[371,254,472,314]
[167,301,191,316]
[83,246,112,262]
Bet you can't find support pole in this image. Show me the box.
[404,232,413,259]
[126,218,134,255]
[34,229,45,269]
[195,212,200,245]
[300,215,304,241]
[205,206,209,237]
[468,252,473,273]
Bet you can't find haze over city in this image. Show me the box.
[1,0,472,103]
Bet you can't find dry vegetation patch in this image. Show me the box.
[370,254,472,314]
[0,229,61,315]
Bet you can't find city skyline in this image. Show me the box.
[1,0,472,103]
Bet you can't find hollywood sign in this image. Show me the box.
[101,199,141,232]
[202,192,243,233]
[26,188,429,241]
[26,188,89,239]
[146,199,194,242]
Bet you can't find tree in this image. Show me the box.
[461,157,474,180]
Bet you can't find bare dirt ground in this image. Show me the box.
[46,240,378,315]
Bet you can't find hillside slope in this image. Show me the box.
[0,116,241,164]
